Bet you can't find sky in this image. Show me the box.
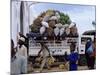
[29,2,96,34]
[11,2,96,46]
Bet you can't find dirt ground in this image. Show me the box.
[28,65,89,73]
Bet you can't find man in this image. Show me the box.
[85,39,95,69]
[38,42,54,72]
[68,43,79,71]
[11,39,27,75]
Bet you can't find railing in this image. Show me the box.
[28,37,78,56]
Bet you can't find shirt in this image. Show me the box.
[18,45,27,58]
[68,52,78,71]
[11,54,27,75]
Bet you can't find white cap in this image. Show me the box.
[41,21,49,28]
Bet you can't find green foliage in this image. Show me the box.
[30,10,72,32]
[59,12,71,25]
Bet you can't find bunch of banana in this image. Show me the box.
[59,64,65,69]
[47,57,55,65]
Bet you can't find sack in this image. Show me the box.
[47,27,54,36]
[48,20,56,28]
[41,21,49,28]
[54,27,60,36]
[60,28,65,36]
[40,26,46,35]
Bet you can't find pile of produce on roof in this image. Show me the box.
[27,9,78,41]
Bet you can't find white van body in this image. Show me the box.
[78,35,94,54]
[28,35,94,56]
[28,38,78,56]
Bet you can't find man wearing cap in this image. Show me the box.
[11,39,27,74]
[17,35,28,73]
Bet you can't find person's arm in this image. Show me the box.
[76,60,78,64]
[38,47,42,56]
[64,58,67,62]
[64,55,68,62]
[85,42,88,53]
[76,53,79,64]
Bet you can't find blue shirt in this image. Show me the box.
[68,52,78,71]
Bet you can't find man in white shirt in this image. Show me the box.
[11,39,27,75]
[11,54,27,75]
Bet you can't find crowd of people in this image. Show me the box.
[11,33,96,74]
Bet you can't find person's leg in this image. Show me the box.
[65,61,69,70]
[86,54,91,69]
[90,56,95,69]
[69,63,77,71]
[46,57,51,70]
[40,57,46,72]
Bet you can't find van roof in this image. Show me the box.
[82,30,96,35]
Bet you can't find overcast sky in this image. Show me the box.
[29,2,96,34]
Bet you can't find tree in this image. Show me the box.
[59,12,71,25]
